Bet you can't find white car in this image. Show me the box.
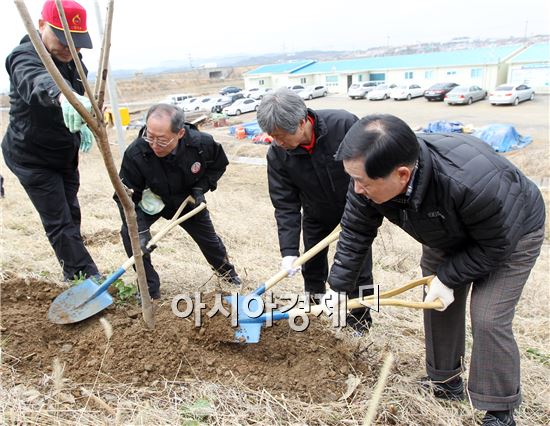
[348,82,378,99]
[390,84,424,100]
[367,84,396,100]
[489,84,535,106]
[223,98,260,116]
[245,87,272,100]
[298,85,328,100]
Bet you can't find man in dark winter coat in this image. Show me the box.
[256,88,374,333]
[328,114,545,426]
[2,0,98,281]
[115,103,241,300]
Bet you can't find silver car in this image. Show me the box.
[348,82,378,99]
[489,84,535,106]
[444,85,487,105]
[298,85,328,100]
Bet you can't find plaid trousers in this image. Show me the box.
[421,227,545,411]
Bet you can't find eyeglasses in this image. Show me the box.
[142,127,175,148]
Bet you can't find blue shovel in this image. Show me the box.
[237,276,443,343]
[48,196,206,324]
[226,225,341,343]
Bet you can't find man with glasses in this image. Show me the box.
[115,103,241,300]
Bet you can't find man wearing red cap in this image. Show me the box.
[2,0,98,281]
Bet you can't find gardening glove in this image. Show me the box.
[138,188,165,215]
[79,125,94,153]
[191,187,206,205]
[281,255,301,277]
[424,276,454,312]
[60,92,92,133]
[138,229,157,256]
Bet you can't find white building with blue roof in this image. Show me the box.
[507,43,550,93]
[244,44,532,94]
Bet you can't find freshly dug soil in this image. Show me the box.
[1,276,374,402]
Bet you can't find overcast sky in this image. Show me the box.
[1,0,549,92]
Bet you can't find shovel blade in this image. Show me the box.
[224,293,264,343]
[235,322,263,343]
[48,279,113,324]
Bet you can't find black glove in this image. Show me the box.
[138,229,157,256]
[191,187,206,205]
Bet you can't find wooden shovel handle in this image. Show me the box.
[121,200,206,270]
[263,225,341,292]
[347,275,444,310]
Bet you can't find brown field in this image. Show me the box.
[0,74,549,425]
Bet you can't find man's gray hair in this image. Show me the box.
[146,103,186,133]
[256,88,308,134]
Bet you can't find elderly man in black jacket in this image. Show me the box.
[328,114,545,426]
[2,0,98,281]
[257,88,374,333]
[115,104,241,300]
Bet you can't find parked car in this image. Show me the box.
[444,85,487,105]
[367,84,396,100]
[165,93,193,106]
[287,84,306,93]
[245,87,272,100]
[348,82,378,99]
[223,98,260,116]
[184,96,219,112]
[424,82,459,101]
[390,84,424,100]
[212,93,245,113]
[219,86,242,95]
[489,84,535,106]
[182,97,200,111]
[298,85,328,100]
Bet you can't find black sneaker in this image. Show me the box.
[481,411,516,426]
[418,376,465,401]
[346,308,372,335]
[222,272,242,286]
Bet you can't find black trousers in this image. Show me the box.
[302,214,373,299]
[4,154,98,280]
[120,207,236,298]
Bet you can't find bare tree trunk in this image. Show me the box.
[14,0,154,329]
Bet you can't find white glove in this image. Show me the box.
[281,256,301,277]
[139,188,165,215]
[424,276,454,312]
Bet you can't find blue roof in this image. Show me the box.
[245,60,316,75]
[509,43,550,63]
[290,45,523,75]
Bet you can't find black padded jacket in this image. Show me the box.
[266,109,358,256]
[328,133,545,291]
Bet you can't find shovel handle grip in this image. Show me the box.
[262,225,341,293]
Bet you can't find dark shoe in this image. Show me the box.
[481,411,515,426]
[221,270,242,286]
[346,307,372,335]
[418,376,465,401]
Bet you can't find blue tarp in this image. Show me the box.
[229,120,262,139]
[473,124,533,152]
[423,120,464,134]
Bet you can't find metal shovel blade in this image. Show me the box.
[48,279,113,324]
[224,293,264,343]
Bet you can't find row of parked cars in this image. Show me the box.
[348,81,536,106]
[164,84,330,117]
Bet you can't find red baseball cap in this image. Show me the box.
[41,0,93,49]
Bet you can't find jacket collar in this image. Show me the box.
[407,137,433,210]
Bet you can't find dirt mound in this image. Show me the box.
[1,276,373,403]
[82,229,120,246]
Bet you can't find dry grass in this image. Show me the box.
[1,112,549,425]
